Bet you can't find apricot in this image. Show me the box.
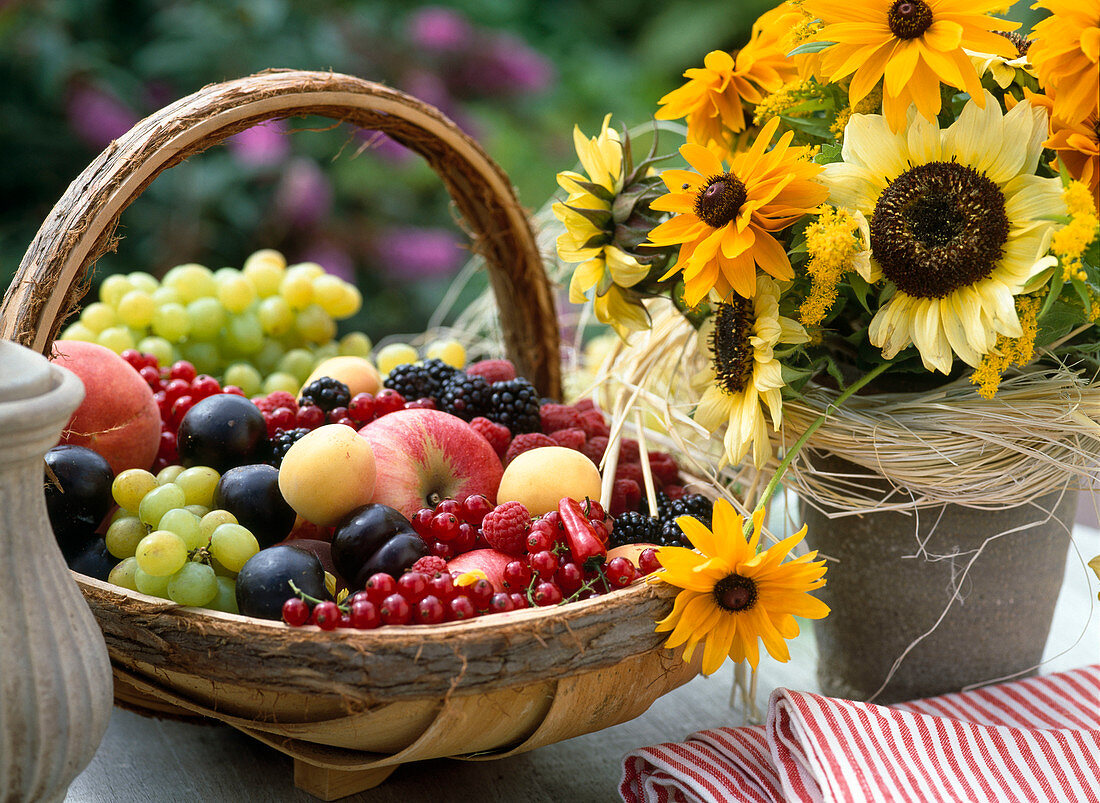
[496,446,602,516]
[278,425,377,526]
[303,356,381,397]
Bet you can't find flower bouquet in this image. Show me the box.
[552,0,1100,702]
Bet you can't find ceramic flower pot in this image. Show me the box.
[800,453,1076,705]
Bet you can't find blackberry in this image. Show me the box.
[657,519,692,547]
[383,358,459,403]
[640,491,672,519]
[439,374,490,421]
[609,511,661,549]
[269,427,311,468]
[486,378,542,434]
[299,376,351,413]
[648,493,714,547]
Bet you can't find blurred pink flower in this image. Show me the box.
[460,35,555,95]
[402,70,455,115]
[230,120,290,167]
[273,157,332,228]
[374,226,465,280]
[66,84,138,149]
[356,130,414,164]
[298,241,355,283]
[407,7,472,51]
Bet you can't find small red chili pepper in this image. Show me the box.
[558,497,607,568]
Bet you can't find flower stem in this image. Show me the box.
[746,360,895,533]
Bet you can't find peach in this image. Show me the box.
[50,340,161,474]
[278,425,377,526]
[496,446,602,516]
[303,356,381,397]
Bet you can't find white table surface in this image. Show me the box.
[65,517,1100,803]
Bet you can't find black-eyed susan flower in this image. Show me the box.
[692,275,808,468]
[821,93,1065,373]
[646,117,829,307]
[1028,0,1100,127]
[652,499,829,675]
[804,0,1018,131]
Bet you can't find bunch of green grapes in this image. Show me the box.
[104,466,261,612]
[60,249,371,396]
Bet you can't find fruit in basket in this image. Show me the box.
[66,537,118,581]
[302,356,381,398]
[177,394,269,473]
[236,544,327,620]
[43,445,115,554]
[330,504,428,589]
[213,464,296,547]
[50,340,162,474]
[277,425,377,526]
[496,446,602,516]
[445,548,514,592]
[358,408,504,520]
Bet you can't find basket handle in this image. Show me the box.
[0,69,562,398]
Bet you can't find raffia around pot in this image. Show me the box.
[0,70,700,800]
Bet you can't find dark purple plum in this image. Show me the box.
[44,444,114,554]
[214,464,295,548]
[177,394,268,473]
[235,545,326,620]
[66,537,119,581]
[331,504,427,589]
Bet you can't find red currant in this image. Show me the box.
[583,499,606,522]
[282,597,310,627]
[435,499,462,516]
[334,416,357,428]
[427,572,455,600]
[339,613,352,628]
[169,360,197,383]
[467,578,494,610]
[460,494,493,526]
[397,571,429,604]
[296,404,325,430]
[533,582,563,606]
[451,523,477,553]
[157,430,178,462]
[121,349,144,369]
[526,530,553,553]
[489,593,514,613]
[373,389,406,416]
[364,573,397,603]
[429,513,460,542]
[380,594,411,625]
[555,562,583,594]
[415,595,446,624]
[510,592,529,609]
[638,548,661,575]
[404,398,436,410]
[348,393,375,423]
[349,599,381,629]
[411,508,435,536]
[139,365,161,388]
[154,391,170,419]
[327,406,349,423]
[170,395,195,426]
[269,406,296,432]
[223,385,246,397]
[312,601,341,630]
[429,541,454,560]
[591,519,609,545]
[191,374,221,398]
[606,557,637,588]
[530,550,557,580]
[502,560,531,590]
[448,594,476,621]
[164,378,191,405]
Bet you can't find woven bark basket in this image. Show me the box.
[0,70,700,800]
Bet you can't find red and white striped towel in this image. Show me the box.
[621,664,1100,803]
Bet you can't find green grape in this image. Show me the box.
[262,372,300,395]
[117,289,156,328]
[152,286,182,306]
[225,312,264,354]
[253,339,285,376]
[105,516,148,559]
[156,465,186,485]
[186,297,226,341]
[207,576,239,613]
[167,562,219,607]
[278,349,316,383]
[200,509,237,541]
[60,322,97,342]
[223,362,263,397]
[99,274,134,307]
[138,337,174,368]
[108,557,140,591]
[295,304,336,344]
[184,504,211,518]
[112,468,158,511]
[164,263,216,302]
[127,272,160,294]
[313,342,339,362]
[96,326,136,353]
[81,302,118,333]
[109,507,135,525]
[243,249,285,297]
[210,555,237,577]
[339,331,373,358]
[258,296,294,336]
[376,342,419,374]
[135,530,188,577]
[322,281,361,319]
[138,483,187,527]
[174,465,220,507]
[158,508,205,551]
[179,341,221,375]
[152,302,191,342]
[216,269,257,313]
[311,275,347,316]
[287,262,325,280]
[209,523,260,572]
[133,566,171,597]
[280,271,314,310]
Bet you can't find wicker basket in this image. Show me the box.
[0,70,699,800]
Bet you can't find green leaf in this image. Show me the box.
[814,141,844,165]
[849,272,872,313]
[563,204,612,230]
[787,40,835,55]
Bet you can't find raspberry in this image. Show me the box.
[572,398,598,413]
[481,501,531,556]
[504,432,557,465]
[615,462,646,487]
[581,435,609,464]
[465,358,516,384]
[411,555,449,577]
[578,408,610,438]
[470,416,511,458]
[539,403,583,433]
[647,451,681,486]
[664,484,686,500]
[253,391,298,415]
[610,478,641,516]
[618,438,641,465]
[549,427,586,451]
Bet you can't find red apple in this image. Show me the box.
[49,340,161,474]
[358,409,503,520]
[446,548,514,592]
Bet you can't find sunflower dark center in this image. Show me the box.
[887,0,933,40]
[695,173,748,228]
[996,30,1031,57]
[710,296,756,395]
[714,573,758,612]
[870,161,1009,299]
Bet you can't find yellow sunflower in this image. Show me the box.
[652,499,829,675]
[804,0,1018,131]
[554,115,651,336]
[646,117,829,306]
[1026,91,1100,205]
[655,5,801,148]
[1028,0,1100,126]
[822,93,1065,373]
[692,275,808,468]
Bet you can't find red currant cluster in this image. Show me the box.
[251,388,437,439]
[409,494,494,559]
[121,350,245,471]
